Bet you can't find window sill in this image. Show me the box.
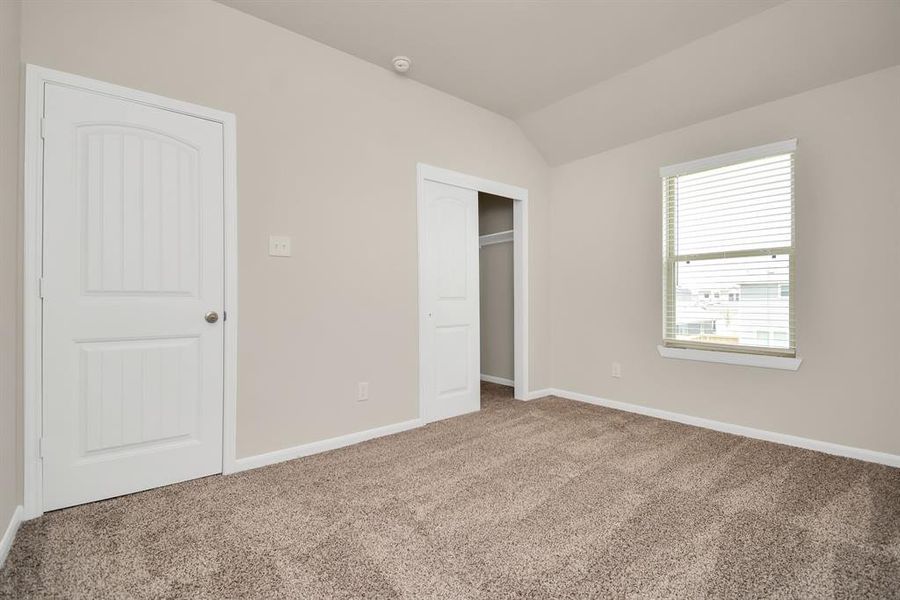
[657,345,802,371]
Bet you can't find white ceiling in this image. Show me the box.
[218,0,781,118]
[219,0,900,165]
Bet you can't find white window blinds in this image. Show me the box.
[661,140,796,357]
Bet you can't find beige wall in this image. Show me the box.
[19,0,551,458]
[478,193,514,382]
[549,66,900,455]
[5,0,897,503]
[1,0,22,525]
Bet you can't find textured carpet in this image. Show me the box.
[2,383,899,599]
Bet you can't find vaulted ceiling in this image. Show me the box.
[219,0,900,165]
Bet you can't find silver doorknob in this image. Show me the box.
[205,311,219,324]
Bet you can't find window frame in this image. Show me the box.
[660,139,798,361]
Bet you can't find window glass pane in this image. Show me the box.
[668,254,791,350]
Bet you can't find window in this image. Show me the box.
[661,140,796,358]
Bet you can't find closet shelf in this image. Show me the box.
[479,229,513,248]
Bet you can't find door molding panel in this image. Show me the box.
[23,65,238,519]
[416,164,529,421]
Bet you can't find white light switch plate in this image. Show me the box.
[269,235,291,257]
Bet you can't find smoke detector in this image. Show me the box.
[392,56,412,74]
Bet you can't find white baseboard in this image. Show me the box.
[522,388,553,401]
[544,388,900,468]
[481,374,514,387]
[1,505,23,568]
[233,418,424,473]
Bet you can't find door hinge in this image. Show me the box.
[38,277,45,299]
[38,437,45,459]
[40,117,47,139]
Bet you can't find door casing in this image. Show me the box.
[416,163,529,420]
[22,65,239,519]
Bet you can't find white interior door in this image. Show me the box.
[421,180,480,422]
[41,83,225,511]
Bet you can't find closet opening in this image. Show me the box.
[478,193,515,402]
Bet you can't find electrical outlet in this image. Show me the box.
[357,382,369,402]
[611,361,622,378]
[268,235,291,257]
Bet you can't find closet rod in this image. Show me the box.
[479,229,513,248]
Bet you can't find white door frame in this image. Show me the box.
[22,65,239,519]
[416,163,529,415]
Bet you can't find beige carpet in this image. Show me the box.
[2,383,898,599]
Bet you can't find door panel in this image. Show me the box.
[42,83,224,511]
[422,180,480,423]
[435,326,470,394]
[78,337,199,455]
[81,128,200,296]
